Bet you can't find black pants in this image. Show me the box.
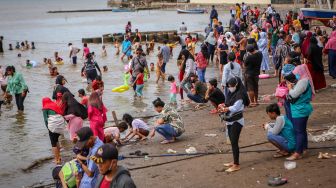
[228,122,243,165]
[48,130,61,147]
[15,94,26,111]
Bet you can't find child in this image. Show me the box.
[264,103,296,158]
[31,42,35,50]
[145,43,150,55]
[104,121,128,145]
[103,65,108,72]
[156,53,165,84]
[91,75,104,93]
[133,67,144,98]
[83,43,90,58]
[205,78,225,114]
[101,45,107,57]
[54,52,63,62]
[149,63,155,72]
[78,89,88,107]
[50,67,59,77]
[9,44,13,51]
[122,113,150,141]
[168,75,178,105]
[15,42,20,49]
[114,41,120,55]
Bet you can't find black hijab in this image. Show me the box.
[62,92,88,119]
[308,36,323,72]
[225,77,250,107]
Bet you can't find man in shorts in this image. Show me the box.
[68,43,80,65]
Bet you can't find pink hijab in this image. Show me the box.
[293,64,315,98]
[325,31,336,51]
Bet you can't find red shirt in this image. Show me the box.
[80,96,88,106]
[136,73,144,85]
[100,177,111,188]
[92,80,104,91]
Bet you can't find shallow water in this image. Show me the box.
[0,0,229,186]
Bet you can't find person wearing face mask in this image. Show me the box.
[92,144,136,188]
[218,77,249,172]
[75,127,104,188]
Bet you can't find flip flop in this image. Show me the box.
[225,166,240,172]
[273,153,289,158]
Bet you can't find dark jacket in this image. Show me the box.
[94,166,136,188]
[210,9,218,19]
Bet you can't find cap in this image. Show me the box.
[91,144,118,164]
[75,127,93,150]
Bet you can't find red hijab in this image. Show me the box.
[42,97,63,115]
[301,31,312,58]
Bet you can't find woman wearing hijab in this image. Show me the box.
[205,32,216,63]
[52,75,72,108]
[218,77,249,172]
[284,73,313,161]
[42,97,63,164]
[306,36,326,91]
[323,31,336,79]
[257,32,270,73]
[62,92,87,142]
[180,49,196,96]
[301,32,312,58]
[88,91,107,141]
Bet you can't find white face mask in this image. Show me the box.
[228,87,236,93]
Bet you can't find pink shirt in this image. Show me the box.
[170,81,177,94]
[83,47,90,57]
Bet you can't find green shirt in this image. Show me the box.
[6,72,28,95]
[160,105,185,134]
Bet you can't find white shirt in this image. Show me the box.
[132,119,149,131]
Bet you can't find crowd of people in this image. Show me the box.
[1,1,336,187]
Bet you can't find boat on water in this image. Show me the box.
[111,8,136,12]
[177,8,205,14]
[300,0,336,26]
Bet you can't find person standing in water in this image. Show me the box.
[82,53,102,85]
[42,97,63,164]
[5,66,28,112]
[68,43,80,65]
[0,36,4,54]
[121,36,132,61]
[88,91,107,141]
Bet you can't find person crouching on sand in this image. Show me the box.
[122,113,150,142]
[149,98,185,144]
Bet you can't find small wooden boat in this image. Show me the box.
[301,8,336,26]
[177,8,205,14]
[111,8,136,12]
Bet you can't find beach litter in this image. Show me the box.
[308,125,336,142]
[317,152,333,159]
[167,149,177,154]
[268,175,288,186]
[284,161,296,170]
[185,147,197,154]
[204,133,217,137]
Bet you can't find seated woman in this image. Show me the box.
[149,98,185,144]
[122,113,150,142]
[264,103,296,158]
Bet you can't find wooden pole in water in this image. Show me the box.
[112,111,119,126]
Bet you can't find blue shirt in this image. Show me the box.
[161,45,170,63]
[79,138,104,188]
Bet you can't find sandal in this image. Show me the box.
[160,139,175,144]
[286,153,302,161]
[273,153,289,158]
[223,162,234,167]
[225,166,240,172]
